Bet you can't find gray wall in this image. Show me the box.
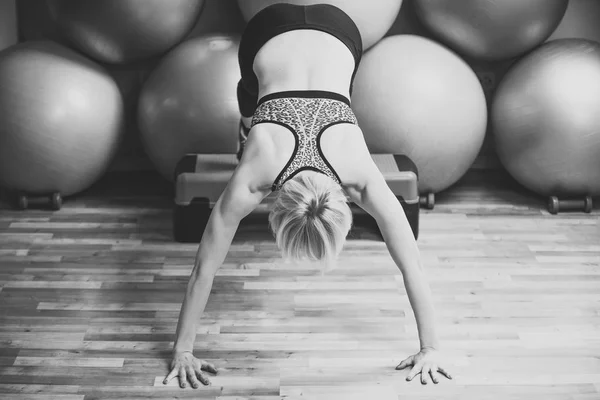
[0,0,17,51]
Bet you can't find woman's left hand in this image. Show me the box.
[395,348,453,384]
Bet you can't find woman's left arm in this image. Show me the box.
[348,163,452,384]
[352,172,439,351]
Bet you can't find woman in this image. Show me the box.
[164,3,452,389]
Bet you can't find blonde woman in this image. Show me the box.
[165,3,452,389]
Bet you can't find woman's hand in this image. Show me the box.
[395,348,453,384]
[163,351,218,389]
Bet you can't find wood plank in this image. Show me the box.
[0,384,80,394]
[13,357,125,368]
[2,282,103,289]
[8,222,138,229]
[0,395,83,400]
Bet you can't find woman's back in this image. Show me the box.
[254,30,356,100]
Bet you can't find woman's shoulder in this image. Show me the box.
[237,124,293,192]
[320,124,375,191]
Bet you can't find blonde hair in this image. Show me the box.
[268,170,352,266]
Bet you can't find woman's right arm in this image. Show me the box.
[165,155,270,388]
[173,183,261,353]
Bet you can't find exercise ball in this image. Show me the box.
[492,39,600,197]
[0,41,124,197]
[47,0,205,64]
[413,0,568,61]
[138,35,240,181]
[237,0,402,50]
[352,35,487,194]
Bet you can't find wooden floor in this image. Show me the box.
[0,170,599,400]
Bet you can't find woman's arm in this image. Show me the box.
[339,128,453,383]
[349,165,440,351]
[173,161,270,354]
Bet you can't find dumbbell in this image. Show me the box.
[420,192,435,210]
[14,192,63,211]
[547,195,593,215]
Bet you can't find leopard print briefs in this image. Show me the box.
[251,91,358,192]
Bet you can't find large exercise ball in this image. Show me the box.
[237,0,402,50]
[353,35,487,193]
[47,0,205,64]
[492,39,600,197]
[413,0,568,61]
[138,35,240,181]
[0,41,124,196]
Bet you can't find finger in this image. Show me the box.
[406,364,422,381]
[437,366,453,380]
[421,366,431,385]
[201,360,219,375]
[395,356,413,370]
[163,367,178,385]
[429,364,440,384]
[186,366,201,389]
[195,369,211,386]
[178,367,187,389]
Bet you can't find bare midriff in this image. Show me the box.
[253,30,355,101]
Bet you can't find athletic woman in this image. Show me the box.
[164,3,452,388]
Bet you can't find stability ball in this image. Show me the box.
[138,35,241,181]
[492,39,600,197]
[413,0,569,61]
[352,35,487,194]
[0,41,124,197]
[237,0,403,50]
[47,0,205,64]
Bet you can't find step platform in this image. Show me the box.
[173,153,420,243]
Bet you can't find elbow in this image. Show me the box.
[187,267,216,293]
[402,258,424,275]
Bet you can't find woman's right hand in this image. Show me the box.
[163,351,218,389]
